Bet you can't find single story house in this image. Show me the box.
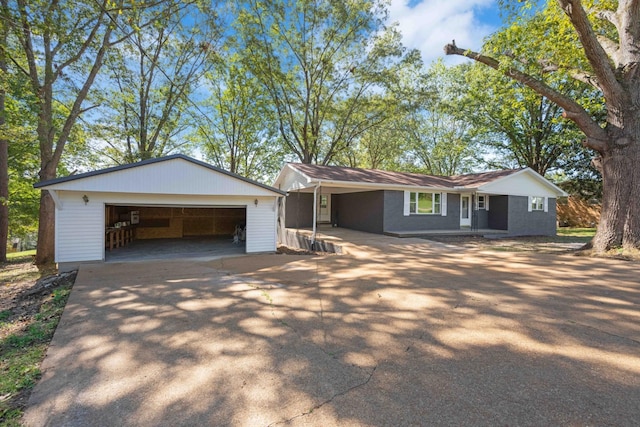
[273,163,568,237]
[35,154,284,270]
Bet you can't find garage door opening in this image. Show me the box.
[105,205,247,262]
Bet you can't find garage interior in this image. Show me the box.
[105,205,247,261]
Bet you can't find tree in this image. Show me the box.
[462,63,591,176]
[91,2,217,164]
[0,0,8,261]
[1,0,126,263]
[445,0,640,253]
[401,62,479,176]
[235,0,419,165]
[2,0,180,263]
[196,56,284,181]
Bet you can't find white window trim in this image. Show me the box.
[441,193,447,216]
[477,195,486,210]
[529,196,545,212]
[403,191,410,216]
[407,191,443,215]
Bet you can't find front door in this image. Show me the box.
[460,195,471,227]
[318,194,331,223]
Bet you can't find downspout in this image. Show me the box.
[472,191,477,231]
[311,182,320,248]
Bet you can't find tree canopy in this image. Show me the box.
[446,0,640,253]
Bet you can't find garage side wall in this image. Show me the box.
[246,197,278,252]
[55,191,105,263]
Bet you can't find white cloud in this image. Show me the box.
[389,0,498,65]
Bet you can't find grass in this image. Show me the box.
[6,250,36,261]
[0,252,72,426]
[0,286,72,425]
[557,227,596,239]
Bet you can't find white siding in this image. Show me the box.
[276,166,312,191]
[246,197,277,253]
[55,192,104,263]
[46,158,278,197]
[53,190,279,263]
[479,172,560,198]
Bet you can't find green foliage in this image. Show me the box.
[89,1,220,164]
[234,0,420,165]
[195,52,286,181]
[459,11,606,178]
[400,61,480,175]
[0,282,71,423]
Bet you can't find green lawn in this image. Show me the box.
[557,227,596,242]
[6,250,36,261]
[1,251,72,426]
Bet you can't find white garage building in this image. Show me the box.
[35,155,284,270]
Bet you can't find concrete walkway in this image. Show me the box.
[24,238,640,426]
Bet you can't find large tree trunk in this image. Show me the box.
[593,119,640,252]
[34,157,57,265]
[0,0,7,263]
[34,191,55,264]
[0,113,7,264]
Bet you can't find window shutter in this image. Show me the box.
[527,196,533,212]
[441,193,447,216]
[486,195,489,212]
[544,197,548,212]
[403,191,410,216]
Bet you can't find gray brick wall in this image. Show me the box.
[508,196,557,236]
[284,192,314,228]
[383,191,460,232]
[488,196,509,230]
[334,191,384,233]
[475,205,489,229]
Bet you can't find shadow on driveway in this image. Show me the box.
[24,241,640,426]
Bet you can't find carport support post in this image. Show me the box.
[311,183,320,249]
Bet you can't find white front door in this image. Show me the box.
[318,194,331,223]
[460,195,471,227]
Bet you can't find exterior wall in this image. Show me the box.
[48,158,278,197]
[246,197,278,252]
[508,196,557,236]
[55,191,104,263]
[333,191,384,234]
[475,208,489,229]
[480,170,561,198]
[54,190,278,263]
[488,196,509,230]
[284,192,314,228]
[383,191,460,232]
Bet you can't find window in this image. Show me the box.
[477,195,486,209]
[531,196,544,211]
[410,192,441,214]
[320,195,328,209]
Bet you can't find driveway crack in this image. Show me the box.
[267,366,377,426]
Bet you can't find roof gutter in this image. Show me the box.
[297,178,455,193]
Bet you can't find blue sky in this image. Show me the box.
[389,0,503,64]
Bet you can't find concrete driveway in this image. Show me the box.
[24,238,640,426]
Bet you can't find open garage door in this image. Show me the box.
[104,204,247,261]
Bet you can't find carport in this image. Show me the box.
[34,154,285,270]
